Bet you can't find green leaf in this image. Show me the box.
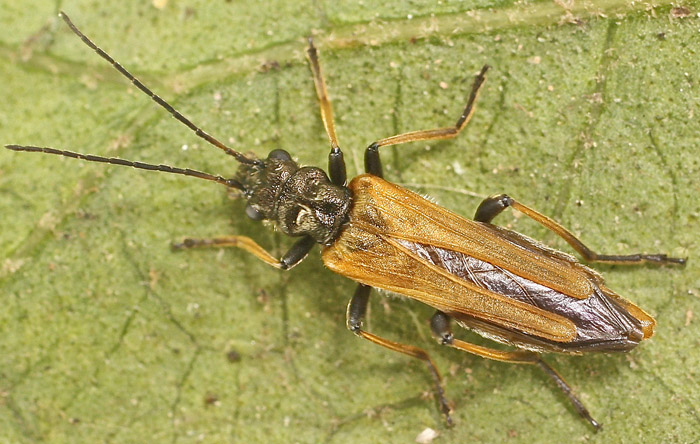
[1,1,698,443]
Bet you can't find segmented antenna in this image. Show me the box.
[58,11,259,166]
[5,145,244,190]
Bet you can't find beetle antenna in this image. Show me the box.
[5,145,244,190]
[58,11,260,167]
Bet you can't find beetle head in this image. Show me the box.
[235,150,351,244]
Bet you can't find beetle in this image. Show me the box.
[5,11,686,429]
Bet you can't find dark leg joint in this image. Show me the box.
[280,235,316,270]
[364,143,383,178]
[347,284,371,334]
[328,146,347,186]
[474,193,513,223]
[430,311,454,345]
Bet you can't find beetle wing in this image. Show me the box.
[322,175,650,352]
[323,175,580,342]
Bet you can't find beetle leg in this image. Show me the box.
[306,38,347,187]
[347,284,453,425]
[430,311,601,430]
[364,64,490,178]
[474,194,686,265]
[172,235,315,270]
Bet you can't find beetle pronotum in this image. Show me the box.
[6,12,686,429]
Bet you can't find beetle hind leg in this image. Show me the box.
[474,194,686,265]
[347,284,454,425]
[430,311,601,430]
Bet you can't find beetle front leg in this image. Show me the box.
[430,311,601,430]
[305,38,347,187]
[347,284,453,425]
[172,235,315,270]
[474,194,686,265]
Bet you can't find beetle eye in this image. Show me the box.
[246,204,265,221]
[268,149,292,161]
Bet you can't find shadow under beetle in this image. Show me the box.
[6,11,686,429]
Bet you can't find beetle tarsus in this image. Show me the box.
[535,359,602,431]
